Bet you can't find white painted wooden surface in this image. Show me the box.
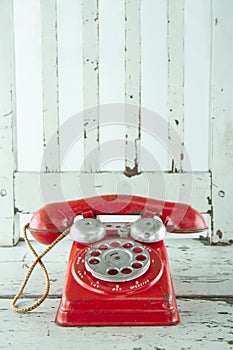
[1,298,232,350]
[41,0,60,172]
[210,0,233,242]
[82,0,100,172]
[167,0,184,172]
[124,0,141,175]
[1,239,233,349]
[14,171,211,214]
[0,0,18,246]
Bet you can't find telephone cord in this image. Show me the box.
[11,224,70,313]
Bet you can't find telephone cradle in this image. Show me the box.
[12,195,207,326]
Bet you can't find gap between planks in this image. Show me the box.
[1,295,233,302]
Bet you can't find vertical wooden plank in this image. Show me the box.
[183,0,211,172]
[124,0,141,176]
[82,0,100,172]
[0,0,17,246]
[210,0,233,242]
[167,0,185,172]
[41,0,60,172]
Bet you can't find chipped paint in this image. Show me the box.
[124,163,141,178]
[216,229,223,239]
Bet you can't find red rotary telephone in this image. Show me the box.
[12,195,207,326]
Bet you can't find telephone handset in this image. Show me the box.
[11,195,207,326]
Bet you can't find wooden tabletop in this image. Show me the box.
[1,238,232,350]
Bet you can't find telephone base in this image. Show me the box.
[55,239,180,326]
[55,300,180,326]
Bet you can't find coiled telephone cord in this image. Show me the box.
[11,224,70,313]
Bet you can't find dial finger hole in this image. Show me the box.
[136,254,147,261]
[132,262,143,269]
[89,258,100,265]
[122,242,133,249]
[107,268,119,276]
[110,241,121,248]
[90,251,101,257]
[98,244,108,250]
[132,247,143,253]
[121,267,133,275]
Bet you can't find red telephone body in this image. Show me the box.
[29,195,207,326]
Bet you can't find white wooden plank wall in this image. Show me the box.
[0,0,233,245]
